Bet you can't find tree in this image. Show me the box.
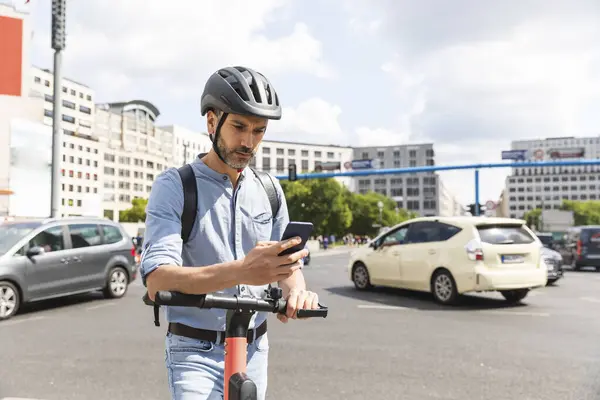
[119,198,148,222]
[348,191,415,236]
[561,200,600,225]
[523,208,542,230]
[281,178,352,237]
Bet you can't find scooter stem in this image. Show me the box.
[224,309,256,400]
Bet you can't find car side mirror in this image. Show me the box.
[26,246,45,258]
[369,242,377,250]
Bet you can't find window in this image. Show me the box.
[381,226,409,246]
[62,114,75,123]
[102,225,123,244]
[69,224,102,248]
[28,226,65,253]
[477,224,534,244]
[405,222,461,244]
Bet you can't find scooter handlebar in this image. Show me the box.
[147,290,328,319]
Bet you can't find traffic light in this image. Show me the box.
[288,163,297,182]
[467,203,485,216]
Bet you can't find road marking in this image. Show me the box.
[357,304,411,311]
[580,297,600,303]
[86,302,116,311]
[0,316,46,327]
[477,310,550,317]
[2,398,47,400]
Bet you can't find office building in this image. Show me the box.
[505,136,600,218]
[94,101,174,220]
[160,125,212,167]
[248,139,354,189]
[352,143,464,216]
[29,67,103,216]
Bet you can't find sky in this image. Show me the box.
[21,0,600,206]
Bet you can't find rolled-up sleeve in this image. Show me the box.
[270,177,290,241]
[140,168,184,285]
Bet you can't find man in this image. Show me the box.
[140,66,319,400]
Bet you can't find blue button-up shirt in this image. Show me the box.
[140,157,289,331]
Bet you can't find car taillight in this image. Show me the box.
[465,239,484,261]
[576,240,582,256]
[130,245,136,257]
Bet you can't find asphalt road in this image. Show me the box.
[1,251,600,400]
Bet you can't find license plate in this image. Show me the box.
[501,254,524,264]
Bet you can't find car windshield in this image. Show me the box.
[0,222,41,254]
[477,224,535,245]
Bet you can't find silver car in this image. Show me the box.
[0,217,138,321]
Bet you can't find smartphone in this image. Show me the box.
[278,221,314,256]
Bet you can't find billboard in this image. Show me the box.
[344,159,377,170]
[8,118,52,217]
[501,150,527,161]
[314,161,341,172]
[547,148,585,159]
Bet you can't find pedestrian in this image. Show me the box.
[140,66,321,400]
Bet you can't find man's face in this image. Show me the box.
[208,111,268,169]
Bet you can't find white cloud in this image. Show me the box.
[268,97,345,145]
[30,0,334,101]
[345,2,600,205]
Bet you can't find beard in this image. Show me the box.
[215,134,256,169]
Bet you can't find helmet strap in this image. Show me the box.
[211,112,229,165]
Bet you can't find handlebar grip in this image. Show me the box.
[296,304,328,318]
[154,291,207,307]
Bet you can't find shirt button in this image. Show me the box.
[241,286,246,292]
[223,176,228,180]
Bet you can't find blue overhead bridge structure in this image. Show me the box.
[276,159,600,216]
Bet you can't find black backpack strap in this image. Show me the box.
[250,168,281,220]
[177,164,198,245]
[145,164,197,328]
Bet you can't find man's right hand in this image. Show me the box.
[239,237,308,286]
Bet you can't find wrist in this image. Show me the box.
[229,259,246,285]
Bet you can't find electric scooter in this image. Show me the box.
[145,287,328,400]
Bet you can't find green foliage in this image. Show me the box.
[523,208,542,229]
[281,179,416,237]
[119,198,148,222]
[561,200,600,225]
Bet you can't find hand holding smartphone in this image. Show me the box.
[278,221,314,256]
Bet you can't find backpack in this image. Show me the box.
[143,161,281,326]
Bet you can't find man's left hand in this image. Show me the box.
[277,289,319,323]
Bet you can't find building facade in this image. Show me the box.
[351,144,464,216]
[29,66,103,217]
[248,139,354,190]
[95,101,174,220]
[505,136,600,218]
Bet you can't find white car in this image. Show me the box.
[347,216,548,305]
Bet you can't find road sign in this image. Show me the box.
[485,200,496,210]
[349,159,375,170]
[501,150,527,161]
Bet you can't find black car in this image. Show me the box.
[563,226,600,271]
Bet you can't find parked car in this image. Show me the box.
[562,226,600,271]
[0,217,138,321]
[536,233,564,285]
[348,216,548,305]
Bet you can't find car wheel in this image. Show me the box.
[352,262,372,290]
[0,281,21,321]
[546,278,558,286]
[430,269,458,305]
[103,267,129,299]
[500,289,529,303]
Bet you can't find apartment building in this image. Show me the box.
[94,100,174,220]
[29,67,103,216]
[160,125,212,167]
[352,143,463,216]
[505,136,600,218]
[249,139,354,189]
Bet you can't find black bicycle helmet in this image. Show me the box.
[201,66,282,120]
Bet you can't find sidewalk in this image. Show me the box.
[309,245,354,257]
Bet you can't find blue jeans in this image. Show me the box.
[165,331,269,399]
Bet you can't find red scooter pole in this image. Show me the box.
[223,309,256,400]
